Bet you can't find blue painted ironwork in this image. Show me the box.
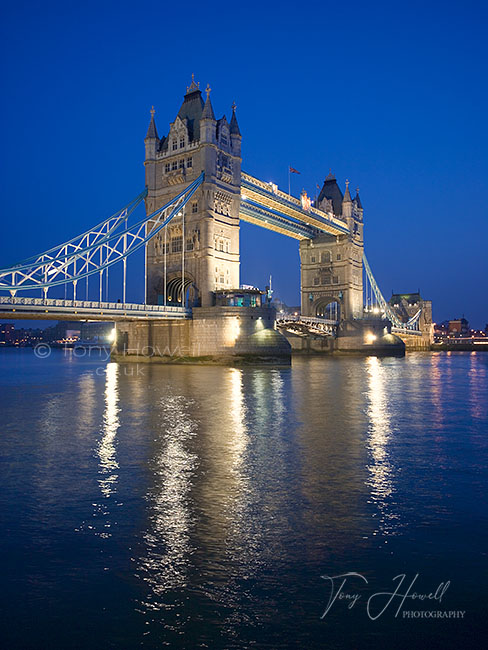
[0,174,204,294]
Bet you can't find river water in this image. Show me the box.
[0,349,487,649]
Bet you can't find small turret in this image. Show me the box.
[230,102,242,155]
[144,106,159,160]
[201,84,215,120]
[354,187,362,210]
[342,180,352,217]
[200,84,216,143]
[230,102,241,136]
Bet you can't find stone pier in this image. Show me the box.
[112,305,291,365]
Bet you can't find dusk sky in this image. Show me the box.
[1,0,487,326]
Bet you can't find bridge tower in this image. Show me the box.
[144,76,242,307]
[299,173,364,321]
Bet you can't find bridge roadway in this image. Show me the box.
[0,296,191,321]
[239,173,350,239]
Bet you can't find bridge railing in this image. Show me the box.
[0,295,191,315]
[276,313,338,334]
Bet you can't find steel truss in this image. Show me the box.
[0,174,204,299]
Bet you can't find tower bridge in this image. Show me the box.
[0,76,433,361]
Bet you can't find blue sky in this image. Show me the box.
[1,0,487,326]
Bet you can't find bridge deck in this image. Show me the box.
[0,296,191,321]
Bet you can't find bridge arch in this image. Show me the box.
[312,296,342,322]
[157,274,198,306]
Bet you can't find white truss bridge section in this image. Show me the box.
[0,173,204,298]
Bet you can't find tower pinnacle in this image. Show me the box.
[201,84,215,120]
[230,101,241,136]
[186,73,200,94]
[354,187,362,209]
[145,106,158,140]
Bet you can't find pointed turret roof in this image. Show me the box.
[201,84,215,120]
[343,180,352,203]
[318,170,344,216]
[145,106,159,140]
[354,188,362,209]
[230,102,241,136]
[176,74,204,141]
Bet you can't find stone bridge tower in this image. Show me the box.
[144,76,242,307]
[299,173,364,321]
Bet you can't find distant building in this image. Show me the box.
[80,321,114,341]
[448,318,469,337]
[434,320,449,340]
[0,323,14,343]
[44,321,81,342]
[272,297,300,316]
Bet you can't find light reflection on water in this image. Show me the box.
[0,350,487,649]
[98,363,120,499]
[365,356,399,538]
[136,390,198,613]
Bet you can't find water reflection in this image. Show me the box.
[228,368,248,472]
[365,357,400,537]
[137,389,198,612]
[469,352,487,422]
[98,363,120,499]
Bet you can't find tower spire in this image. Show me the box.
[343,179,352,202]
[230,101,241,136]
[201,84,215,120]
[145,106,158,140]
[354,187,362,209]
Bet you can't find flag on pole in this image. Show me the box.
[289,166,301,174]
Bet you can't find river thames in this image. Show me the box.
[0,349,486,649]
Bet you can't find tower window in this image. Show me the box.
[333,276,339,284]
[171,236,182,253]
[192,202,198,213]
[171,160,178,171]
[337,254,341,261]
[186,157,193,168]
[313,277,320,286]
[179,159,185,169]
[179,138,185,148]
[186,238,193,251]
[321,251,331,264]
[311,255,316,263]
[172,140,178,151]
[164,163,170,173]
[221,136,228,146]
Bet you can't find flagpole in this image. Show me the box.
[288,165,291,196]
